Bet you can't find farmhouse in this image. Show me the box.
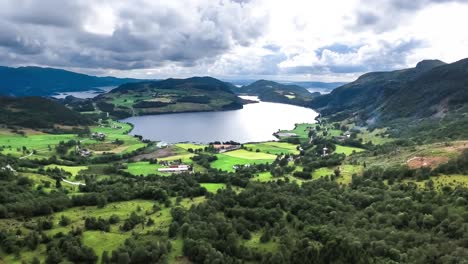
[233,164,251,170]
[91,132,106,141]
[77,148,92,157]
[158,164,191,173]
[0,164,16,172]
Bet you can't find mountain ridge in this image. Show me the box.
[0,66,143,96]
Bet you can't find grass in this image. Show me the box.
[86,121,147,154]
[334,145,365,156]
[278,123,314,139]
[337,164,364,185]
[243,232,278,253]
[244,142,299,155]
[212,151,275,172]
[222,149,276,160]
[44,164,88,177]
[124,161,168,176]
[0,132,76,158]
[404,174,468,189]
[0,120,146,159]
[357,127,393,145]
[253,172,274,182]
[200,183,226,193]
[312,167,335,179]
[82,231,128,261]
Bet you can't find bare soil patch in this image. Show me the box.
[131,146,178,161]
[407,156,449,169]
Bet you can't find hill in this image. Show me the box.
[233,80,319,106]
[94,77,244,118]
[0,96,92,128]
[0,66,142,96]
[310,58,468,139]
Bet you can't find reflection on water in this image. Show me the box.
[122,101,318,143]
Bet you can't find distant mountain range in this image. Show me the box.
[232,80,320,106]
[0,66,142,96]
[310,58,468,138]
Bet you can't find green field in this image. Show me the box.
[212,150,276,172]
[244,141,299,155]
[200,183,226,193]
[278,123,314,139]
[0,131,76,158]
[0,120,146,159]
[45,164,88,177]
[124,161,167,176]
[86,121,147,154]
[356,127,393,145]
[223,149,276,160]
[404,174,468,189]
[337,164,364,185]
[253,172,274,182]
[312,167,335,179]
[334,145,365,156]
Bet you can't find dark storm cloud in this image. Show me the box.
[0,0,267,70]
[352,0,468,32]
[3,0,87,28]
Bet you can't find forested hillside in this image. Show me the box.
[0,66,141,96]
[310,58,468,139]
[94,77,244,118]
[0,97,92,128]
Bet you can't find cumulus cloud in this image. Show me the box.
[0,0,467,81]
[351,0,468,32]
[0,0,267,70]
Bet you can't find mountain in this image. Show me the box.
[0,96,92,128]
[233,80,319,106]
[288,81,346,93]
[310,58,468,139]
[0,66,142,96]
[95,77,244,118]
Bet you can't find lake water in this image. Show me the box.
[52,86,116,99]
[122,97,318,143]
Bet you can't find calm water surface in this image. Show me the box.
[52,86,116,99]
[122,99,318,143]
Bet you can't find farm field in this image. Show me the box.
[124,161,167,176]
[244,141,299,155]
[0,131,77,158]
[86,121,147,154]
[212,150,276,172]
[0,120,146,159]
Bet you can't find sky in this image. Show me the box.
[1,0,468,82]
